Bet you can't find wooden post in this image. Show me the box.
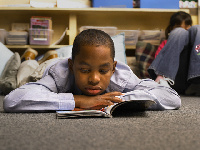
[68,13,77,45]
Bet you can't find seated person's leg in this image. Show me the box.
[148,27,189,81]
[170,44,191,94]
[187,25,200,83]
[148,28,191,94]
[184,25,200,95]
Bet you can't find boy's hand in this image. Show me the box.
[74,92,123,110]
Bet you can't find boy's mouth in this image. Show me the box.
[85,87,102,95]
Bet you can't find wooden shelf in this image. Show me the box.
[5,44,160,50]
[0,7,190,53]
[125,44,159,50]
[6,45,67,49]
[6,45,134,50]
[125,45,136,49]
[0,7,189,12]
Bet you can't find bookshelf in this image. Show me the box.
[0,7,190,54]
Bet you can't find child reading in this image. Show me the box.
[3,29,181,112]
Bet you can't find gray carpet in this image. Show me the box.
[0,95,200,150]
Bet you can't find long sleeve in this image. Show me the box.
[109,60,181,111]
[3,75,75,113]
[123,79,181,110]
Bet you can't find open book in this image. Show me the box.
[56,99,156,119]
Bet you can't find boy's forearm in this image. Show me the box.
[130,79,181,110]
[3,83,75,112]
[73,95,96,109]
[73,92,123,110]
[73,95,82,108]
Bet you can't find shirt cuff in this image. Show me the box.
[58,93,75,110]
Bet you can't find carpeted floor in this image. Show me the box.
[0,95,199,150]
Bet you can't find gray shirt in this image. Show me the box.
[3,58,181,112]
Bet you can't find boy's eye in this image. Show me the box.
[80,68,90,73]
[99,69,109,74]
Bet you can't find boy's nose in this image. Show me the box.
[88,72,100,85]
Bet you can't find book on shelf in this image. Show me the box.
[56,99,156,119]
[30,16,52,29]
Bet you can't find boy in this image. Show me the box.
[3,29,181,112]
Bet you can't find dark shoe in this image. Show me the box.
[185,83,200,96]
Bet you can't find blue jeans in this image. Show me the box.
[148,25,200,94]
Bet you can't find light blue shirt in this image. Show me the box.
[3,58,181,112]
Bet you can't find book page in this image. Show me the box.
[56,110,111,119]
[104,99,156,116]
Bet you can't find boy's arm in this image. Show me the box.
[3,75,123,112]
[114,61,180,110]
[3,76,75,113]
[124,79,181,110]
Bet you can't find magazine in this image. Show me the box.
[56,99,156,119]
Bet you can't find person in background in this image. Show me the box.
[3,29,181,113]
[155,11,192,58]
[148,11,200,95]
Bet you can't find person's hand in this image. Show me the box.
[155,75,164,83]
[74,91,123,110]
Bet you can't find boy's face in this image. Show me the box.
[68,45,117,96]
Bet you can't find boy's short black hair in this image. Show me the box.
[72,29,115,61]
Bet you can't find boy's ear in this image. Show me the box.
[68,58,73,73]
[112,61,117,73]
